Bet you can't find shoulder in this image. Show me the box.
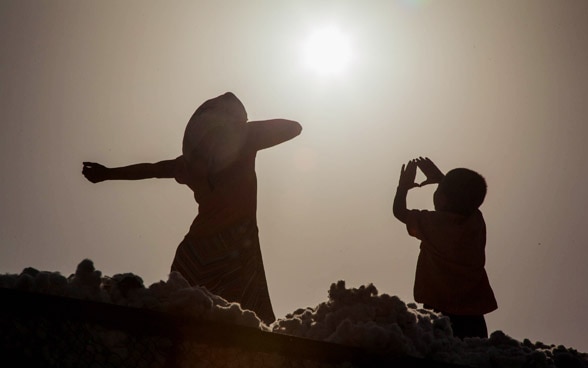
[407,209,456,224]
[406,209,464,238]
[405,209,435,238]
[466,209,486,233]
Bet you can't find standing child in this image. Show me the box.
[393,157,497,338]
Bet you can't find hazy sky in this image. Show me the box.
[1,0,587,352]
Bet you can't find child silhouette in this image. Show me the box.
[83,92,301,324]
[393,157,497,338]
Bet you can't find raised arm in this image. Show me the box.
[393,160,419,223]
[245,119,302,151]
[82,159,177,183]
[415,156,444,186]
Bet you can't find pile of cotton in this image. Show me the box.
[0,259,263,329]
[272,280,588,368]
[1,260,587,368]
[272,280,454,357]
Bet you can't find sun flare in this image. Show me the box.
[302,26,352,76]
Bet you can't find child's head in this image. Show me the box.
[434,168,487,215]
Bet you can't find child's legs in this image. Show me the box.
[445,313,488,339]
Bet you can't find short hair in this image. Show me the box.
[439,168,487,215]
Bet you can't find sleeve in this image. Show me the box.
[244,119,302,151]
[405,209,447,241]
[173,156,189,185]
[405,209,428,240]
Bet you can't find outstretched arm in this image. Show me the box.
[82,159,177,183]
[245,119,302,151]
[393,160,419,223]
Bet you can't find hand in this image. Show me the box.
[398,160,419,190]
[82,162,109,183]
[415,156,444,186]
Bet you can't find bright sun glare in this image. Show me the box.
[302,26,352,76]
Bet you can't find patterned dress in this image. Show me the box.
[171,117,276,324]
[171,217,275,323]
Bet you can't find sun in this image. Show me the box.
[302,26,352,76]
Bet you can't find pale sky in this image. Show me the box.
[1,0,587,352]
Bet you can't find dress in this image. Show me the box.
[405,209,497,316]
[170,135,275,324]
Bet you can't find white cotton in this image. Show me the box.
[2,259,587,368]
[272,280,454,358]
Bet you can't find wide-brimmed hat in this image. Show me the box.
[182,92,247,159]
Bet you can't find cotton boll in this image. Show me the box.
[432,315,454,338]
[32,271,68,296]
[196,285,232,308]
[100,276,119,302]
[48,272,68,295]
[488,330,523,348]
[15,272,35,291]
[32,271,51,293]
[147,280,169,297]
[407,313,455,357]
[15,267,41,292]
[101,273,146,305]
[166,271,191,290]
[0,273,17,288]
[327,281,378,307]
[524,350,550,368]
[68,259,103,300]
[272,315,306,336]
[211,303,262,329]
[21,267,40,278]
[164,286,214,319]
[112,273,144,297]
[146,274,188,301]
[72,259,97,279]
[553,346,588,368]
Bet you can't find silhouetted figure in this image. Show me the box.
[83,92,302,324]
[393,157,497,339]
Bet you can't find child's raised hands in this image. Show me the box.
[398,159,420,190]
[415,157,444,186]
